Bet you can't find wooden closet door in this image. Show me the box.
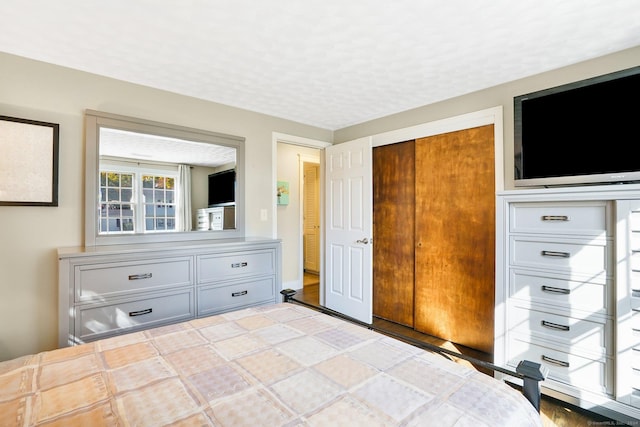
[373,141,415,327]
[414,125,495,354]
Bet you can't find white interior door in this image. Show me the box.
[324,137,373,323]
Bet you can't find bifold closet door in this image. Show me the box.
[373,140,415,327]
[414,125,495,354]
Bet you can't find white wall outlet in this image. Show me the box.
[260,209,268,221]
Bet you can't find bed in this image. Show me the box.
[0,301,543,426]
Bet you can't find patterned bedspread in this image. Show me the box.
[0,303,542,426]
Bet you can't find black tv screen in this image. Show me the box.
[208,169,235,206]
[514,66,640,187]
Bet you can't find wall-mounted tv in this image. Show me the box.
[208,169,235,207]
[514,65,640,187]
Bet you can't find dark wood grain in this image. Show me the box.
[413,125,496,354]
[372,141,415,327]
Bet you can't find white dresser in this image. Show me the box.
[496,185,640,423]
[58,238,281,347]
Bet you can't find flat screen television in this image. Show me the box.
[514,65,640,187]
[208,169,235,206]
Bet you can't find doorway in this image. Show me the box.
[274,133,330,292]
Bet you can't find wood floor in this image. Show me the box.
[298,275,617,427]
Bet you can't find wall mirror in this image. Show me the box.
[85,110,245,246]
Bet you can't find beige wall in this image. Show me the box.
[334,46,640,190]
[0,52,332,361]
[2,46,639,361]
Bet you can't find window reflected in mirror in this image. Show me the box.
[99,127,236,235]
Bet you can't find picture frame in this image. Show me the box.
[0,115,59,206]
[277,180,289,205]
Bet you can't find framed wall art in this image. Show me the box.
[277,180,289,205]
[0,115,59,206]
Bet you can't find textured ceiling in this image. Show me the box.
[100,128,236,168]
[1,0,639,130]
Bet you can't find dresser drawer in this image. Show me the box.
[510,201,608,236]
[74,289,195,343]
[510,270,608,314]
[509,306,611,356]
[198,250,275,283]
[75,257,193,302]
[510,236,609,276]
[197,277,275,316]
[508,338,612,395]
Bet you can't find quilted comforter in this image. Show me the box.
[0,303,542,426]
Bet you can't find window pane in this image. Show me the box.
[121,189,132,202]
[107,219,120,232]
[99,171,135,235]
[166,190,174,203]
[121,175,132,187]
[107,173,119,187]
[122,218,134,231]
[143,176,154,188]
[155,176,165,189]
[107,188,120,201]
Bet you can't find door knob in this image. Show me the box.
[356,238,369,244]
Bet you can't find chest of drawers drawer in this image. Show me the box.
[197,277,275,316]
[74,289,195,343]
[510,270,608,314]
[509,305,611,357]
[75,257,193,302]
[510,236,609,276]
[508,337,612,396]
[510,201,609,236]
[197,250,275,283]
[60,239,282,348]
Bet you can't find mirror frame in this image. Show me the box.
[84,110,245,246]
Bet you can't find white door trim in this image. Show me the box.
[273,132,331,294]
[272,132,331,238]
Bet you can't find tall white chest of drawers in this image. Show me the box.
[496,185,640,422]
[58,238,281,347]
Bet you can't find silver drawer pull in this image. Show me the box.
[541,285,571,295]
[129,308,152,317]
[231,262,248,268]
[541,215,569,221]
[541,250,570,258]
[542,355,570,368]
[232,290,248,297]
[541,320,570,331]
[129,273,152,280]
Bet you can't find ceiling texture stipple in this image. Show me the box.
[1,0,639,130]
